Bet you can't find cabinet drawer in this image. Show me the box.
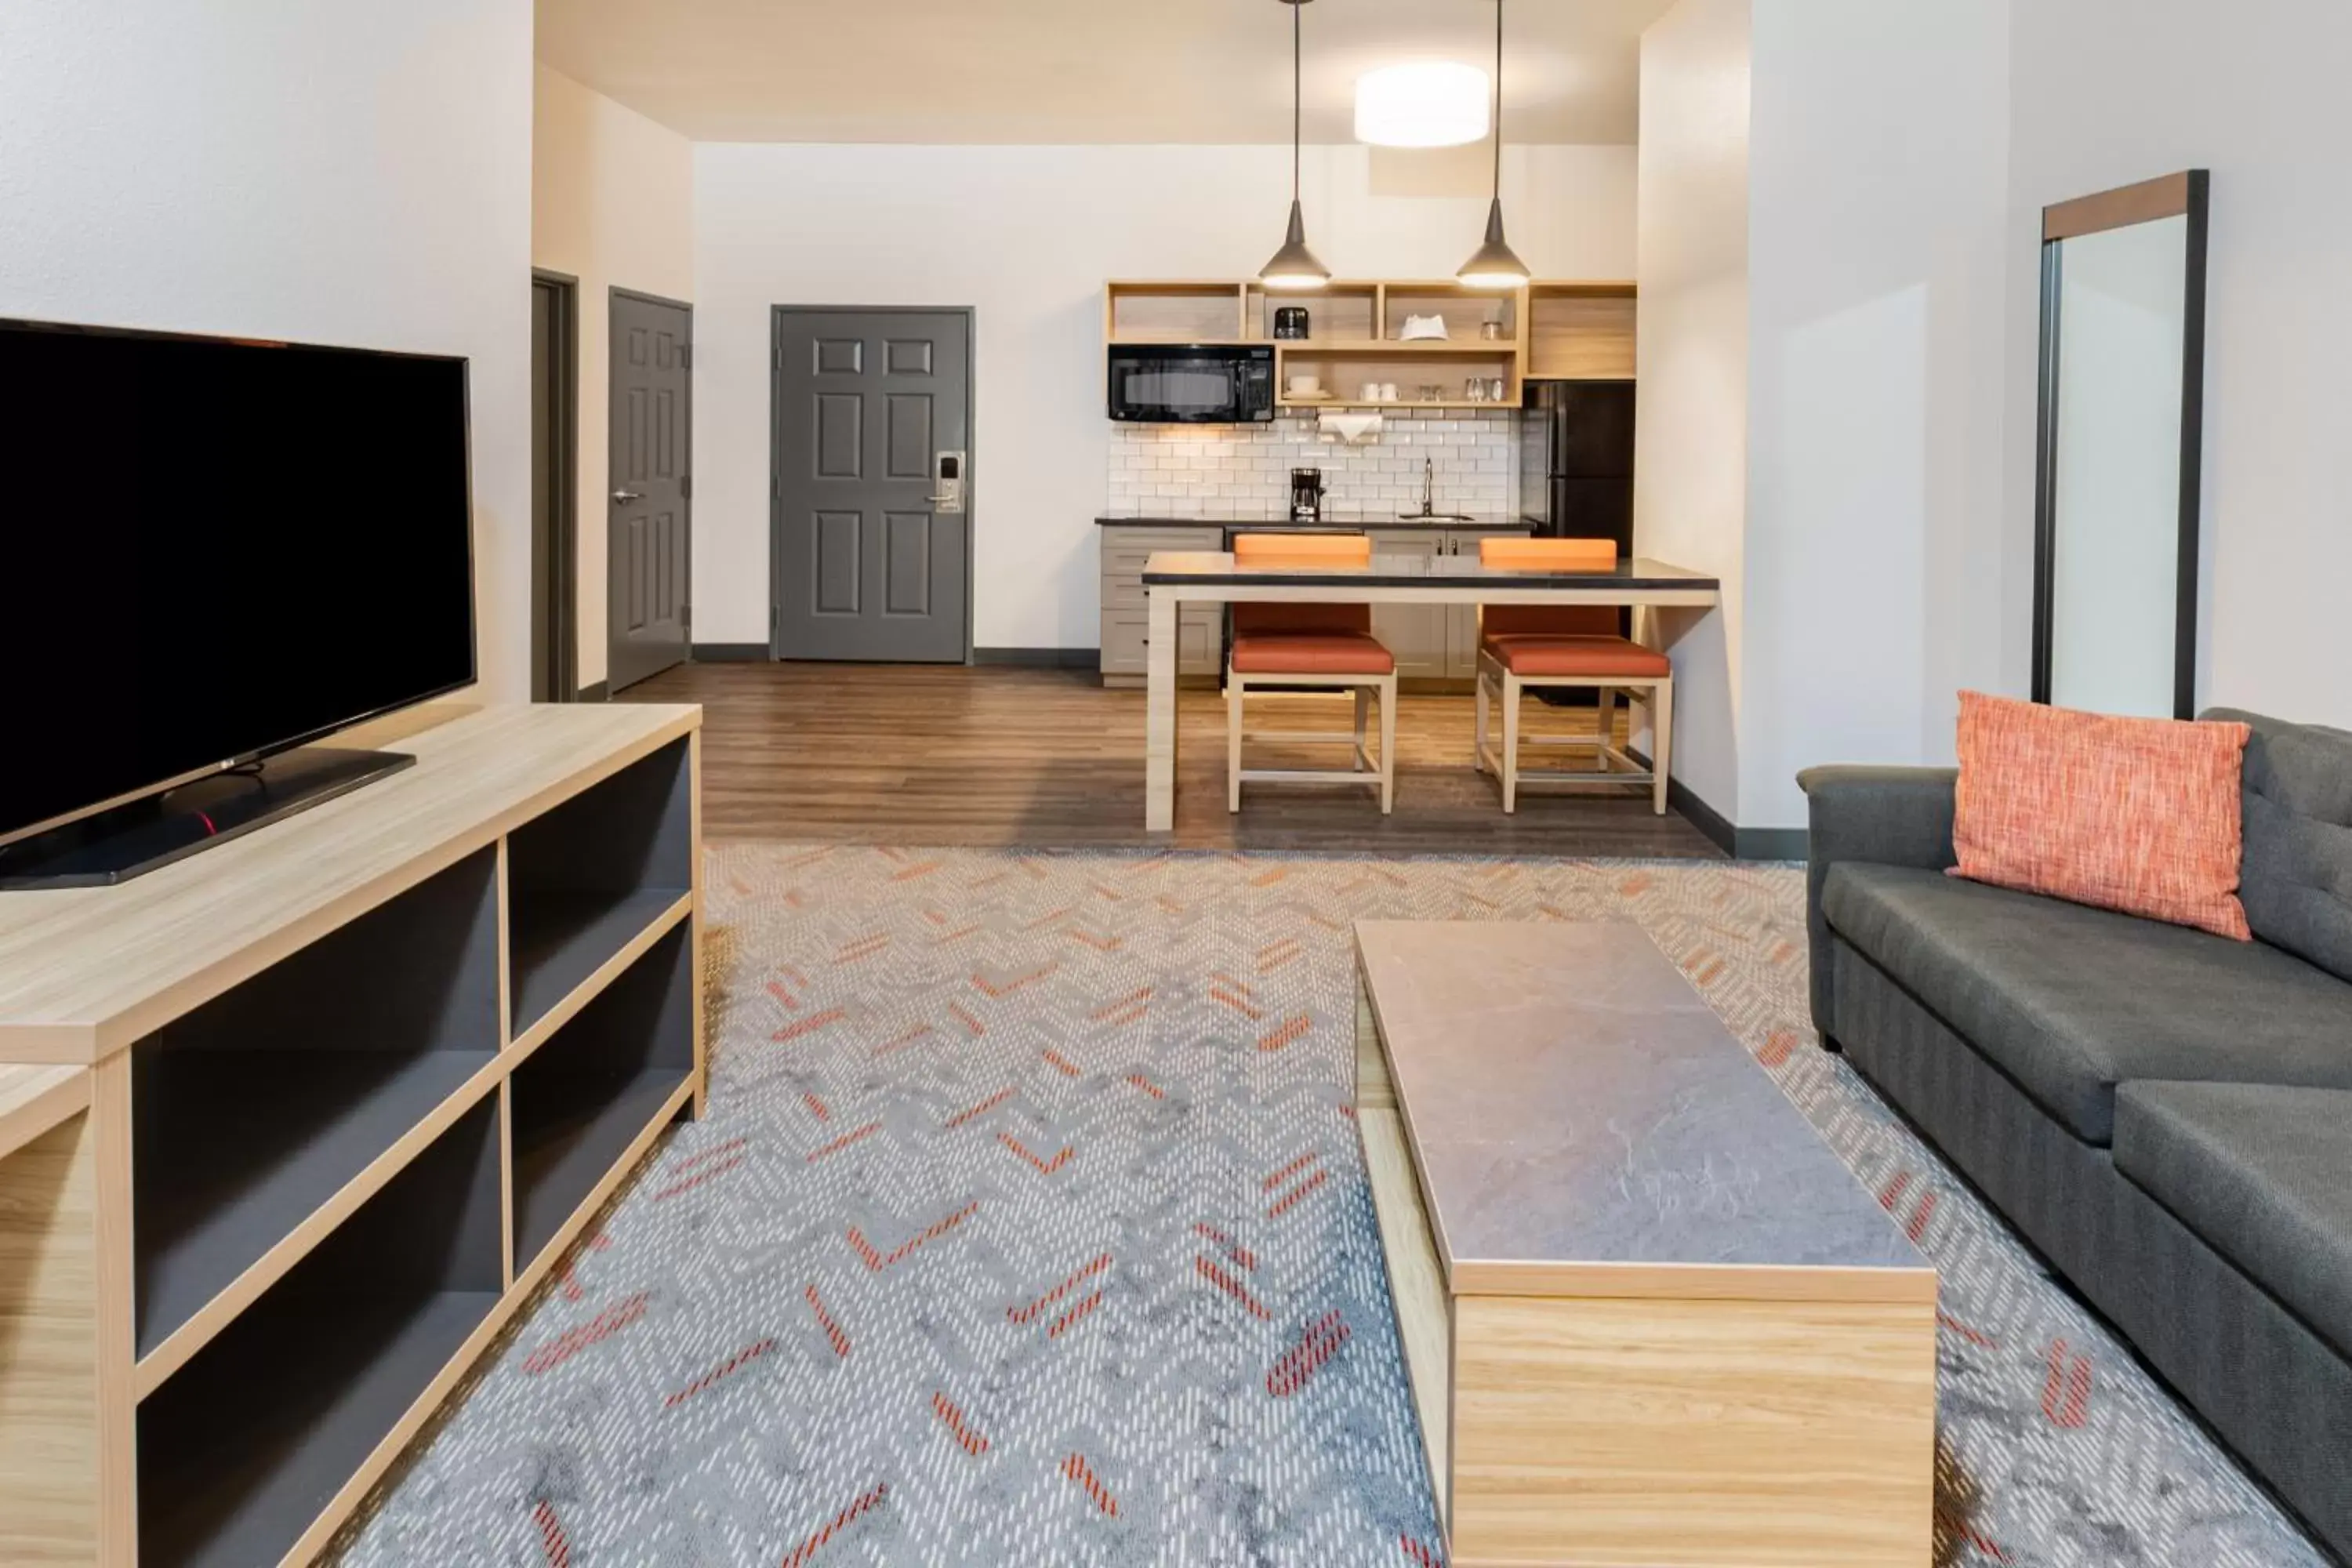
[1101,612,1146,675]
[1443,525,1535,557]
[1102,527,1222,575]
[1102,572,1146,612]
[1102,608,1220,676]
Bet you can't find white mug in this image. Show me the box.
[1379,382,1399,402]
[1361,380,1383,402]
[1286,373,1321,398]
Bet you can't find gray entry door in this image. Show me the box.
[608,290,692,692]
[772,308,971,662]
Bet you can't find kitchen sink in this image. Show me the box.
[1394,512,1479,524]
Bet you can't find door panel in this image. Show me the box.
[884,512,933,615]
[607,292,692,691]
[813,512,862,613]
[886,394,932,477]
[774,309,971,662]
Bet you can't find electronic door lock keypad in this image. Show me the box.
[930,450,967,512]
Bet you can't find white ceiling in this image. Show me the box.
[535,0,1674,145]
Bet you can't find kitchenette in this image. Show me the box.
[1098,277,1636,690]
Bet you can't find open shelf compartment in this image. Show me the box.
[506,737,692,1035]
[1105,281,1247,343]
[1382,282,1519,345]
[130,846,501,1360]
[1527,282,1637,380]
[510,920,695,1274]
[136,1096,503,1568]
[1248,281,1378,343]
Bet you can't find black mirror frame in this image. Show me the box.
[2031,169,2210,719]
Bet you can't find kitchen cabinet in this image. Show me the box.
[1101,521,1530,688]
[1100,525,1222,685]
[1370,524,1534,687]
[1365,531,1450,683]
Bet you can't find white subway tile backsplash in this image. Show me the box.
[1106,409,1520,520]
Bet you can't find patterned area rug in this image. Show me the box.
[337,846,2327,1567]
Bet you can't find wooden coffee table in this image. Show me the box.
[1354,921,1936,1567]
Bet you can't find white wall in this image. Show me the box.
[0,0,535,698]
[533,64,696,688]
[1634,0,1752,821]
[692,142,1636,649]
[2007,0,2352,730]
[1737,0,2011,829]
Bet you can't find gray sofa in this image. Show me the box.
[1802,709,2352,1559]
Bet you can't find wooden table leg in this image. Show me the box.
[1145,588,1179,832]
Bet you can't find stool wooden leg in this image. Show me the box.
[1377,675,1398,815]
[1650,678,1673,815]
[1353,687,1370,772]
[1227,672,1244,813]
[1474,667,1491,774]
[1501,673,1523,815]
[1595,686,1617,771]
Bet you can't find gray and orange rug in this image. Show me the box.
[336,846,2328,1566]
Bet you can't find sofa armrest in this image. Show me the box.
[1796,766,1958,1044]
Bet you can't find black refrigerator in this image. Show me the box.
[1519,381,1635,548]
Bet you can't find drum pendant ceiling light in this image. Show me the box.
[1260,0,1329,292]
[1457,0,1531,289]
[1355,61,1490,147]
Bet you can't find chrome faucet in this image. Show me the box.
[1418,456,1436,518]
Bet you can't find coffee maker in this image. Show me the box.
[1288,467,1326,523]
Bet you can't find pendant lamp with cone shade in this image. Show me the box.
[1457,0,1530,289]
[1260,0,1329,292]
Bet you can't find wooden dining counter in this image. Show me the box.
[1139,550,1722,831]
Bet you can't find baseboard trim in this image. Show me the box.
[1733,824,1809,861]
[691,642,770,662]
[1643,757,1807,862]
[575,681,609,704]
[974,647,1098,670]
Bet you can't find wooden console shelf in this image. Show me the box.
[0,703,706,1566]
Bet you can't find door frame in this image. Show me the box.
[768,304,977,664]
[608,285,695,690]
[531,268,580,702]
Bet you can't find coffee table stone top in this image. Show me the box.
[1355,920,1932,1301]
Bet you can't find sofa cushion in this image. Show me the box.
[1822,862,2352,1143]
[2114,1082,2352,1361]
[1951,691,2250,940]
[1229,631,1394,676]
[2209,709,2352,984]
[1481,633,1671,679]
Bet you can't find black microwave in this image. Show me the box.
[1107,343,1275,424]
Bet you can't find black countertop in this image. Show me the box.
[1139,550,1720,593]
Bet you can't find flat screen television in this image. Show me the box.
[0,317,475,886]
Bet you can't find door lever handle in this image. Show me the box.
[612,488,645,503]
[927,492,960,506]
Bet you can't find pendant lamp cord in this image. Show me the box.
[1292,0,1303,199]
[1490,0,1504,198]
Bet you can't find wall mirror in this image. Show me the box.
[2032,169,2210,718]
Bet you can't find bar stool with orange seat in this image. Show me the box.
[1225,533,1397,814]
[1472,535,1673,814]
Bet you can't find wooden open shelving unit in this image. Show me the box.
[1105,278,1635,412]
[0,703,705,1567]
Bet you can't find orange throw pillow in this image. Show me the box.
[1951,691,2252,940]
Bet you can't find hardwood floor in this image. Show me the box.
[619,662,1722,858]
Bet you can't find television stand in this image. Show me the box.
[0,702,703,1566]
[0,746,413,889]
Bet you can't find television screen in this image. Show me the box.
[0,318,475,848]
